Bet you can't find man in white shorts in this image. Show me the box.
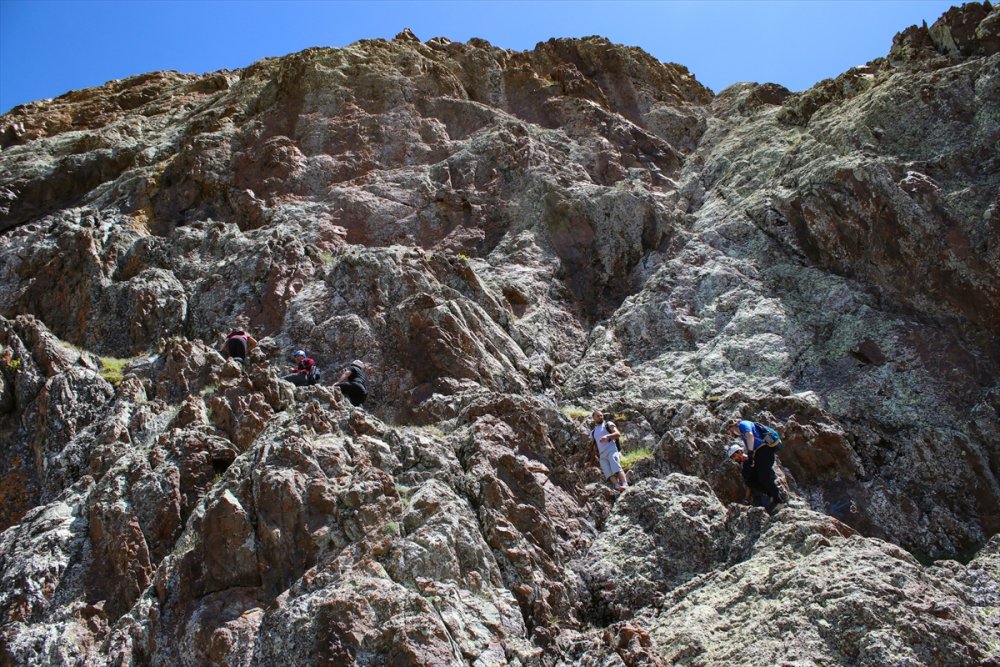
[589,410,627,491]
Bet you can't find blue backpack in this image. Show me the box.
[754,422,783,450]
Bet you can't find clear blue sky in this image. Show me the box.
[1,1,959,114]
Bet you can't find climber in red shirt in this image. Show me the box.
[282,350,318,386]
[219,328,257,365]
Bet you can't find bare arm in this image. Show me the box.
[606,423,621,442]
[336,368,351,383]
[247,335,258,350]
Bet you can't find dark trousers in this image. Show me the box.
[283,373,309,386]
[742,461,772,510]
[226,338,247,362]
[336,381,367,406]
[751,446,784,505]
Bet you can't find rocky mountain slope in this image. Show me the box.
[1,3,998,665]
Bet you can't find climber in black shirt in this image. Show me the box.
[335,359,368,407]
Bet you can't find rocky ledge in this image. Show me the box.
[1,4,998,666]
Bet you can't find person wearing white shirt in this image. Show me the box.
[589,410,627,491]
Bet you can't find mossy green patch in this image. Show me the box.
[395,484,412,504]
[1,348,21,372]
[99,357,131,386]
[620,447,653,469]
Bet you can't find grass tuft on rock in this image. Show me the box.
[620,447,653,469]
[99,356,131,386]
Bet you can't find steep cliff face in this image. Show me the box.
[1,4,998,666]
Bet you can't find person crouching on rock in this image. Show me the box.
[726,419,786,512]
[283,350,317,386]
[589,410,628,492]
[334,359,368,407]
[727,443,772,510]
[219,328,257,365]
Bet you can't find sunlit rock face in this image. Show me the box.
[1,4,998,665]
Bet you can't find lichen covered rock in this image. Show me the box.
[1,4,998,665]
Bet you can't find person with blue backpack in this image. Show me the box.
[726,419,786,512]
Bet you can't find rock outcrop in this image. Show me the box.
[1,4,998,665]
